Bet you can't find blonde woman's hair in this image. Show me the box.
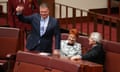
[69,29,79,37]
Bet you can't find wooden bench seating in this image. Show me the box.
[102,41,120,72]
[61,33,120,72]
[50,57,81,72]
[14,51,82,72]
[11,33,120,72]
[14,51,50,72]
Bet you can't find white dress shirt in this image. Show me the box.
[40,16,49,36]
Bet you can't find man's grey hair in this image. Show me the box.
[90,32,102,43]
[39,3,49,9]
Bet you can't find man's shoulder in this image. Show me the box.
[49,16,57,21]
[32,13,40,16]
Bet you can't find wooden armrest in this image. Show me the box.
[5,53,16,60]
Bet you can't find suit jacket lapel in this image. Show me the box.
[36,15,41,36]
[44,17,52,35]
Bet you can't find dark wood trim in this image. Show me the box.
[57,16,89,24]
[89,8,108,14]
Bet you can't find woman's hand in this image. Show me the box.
[70,55,81,61]
[53,49,60,57]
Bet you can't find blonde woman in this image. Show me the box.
[60,29,82,60]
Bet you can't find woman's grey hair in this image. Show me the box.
[89,32,102,43]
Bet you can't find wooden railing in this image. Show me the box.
[0,1,120,42]
[54,3,120,42]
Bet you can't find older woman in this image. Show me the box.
[60,29,82,59]
[81,32,105,65]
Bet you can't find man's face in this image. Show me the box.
[88,37,96,45]
[68,34,76,44]
[40,7,49,19]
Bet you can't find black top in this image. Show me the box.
[82,43,105,65]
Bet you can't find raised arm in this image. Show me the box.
[16,6,33,23]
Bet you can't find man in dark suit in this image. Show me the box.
[82,32,105,65]
[8,0,39,31]
[16,3,61,54]
[70,32,105,65]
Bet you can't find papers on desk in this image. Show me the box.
[38,52,51,56]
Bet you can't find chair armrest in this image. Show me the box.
[5,53,16,60]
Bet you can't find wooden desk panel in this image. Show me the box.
[72,60,103,72]
[14,51,103,72]
[14,62,45,72]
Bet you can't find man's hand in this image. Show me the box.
[53,49,60,56]
[16,6,24,13]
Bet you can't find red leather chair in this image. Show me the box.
[0,27,24,72]
[14,51,83,72]
[102,40,120,72]
[74,35,120,72]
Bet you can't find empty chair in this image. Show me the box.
[0,27,24,72]
[102,40,120,72]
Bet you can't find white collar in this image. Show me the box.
[41,16,49,21]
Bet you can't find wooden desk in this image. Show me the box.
[14,51,103,72]
[51,56,103,72]
[72,60,103,72]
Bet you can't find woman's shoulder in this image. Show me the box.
[61,40,67,42]
[75,42,81,46]
[61,40,68,44]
